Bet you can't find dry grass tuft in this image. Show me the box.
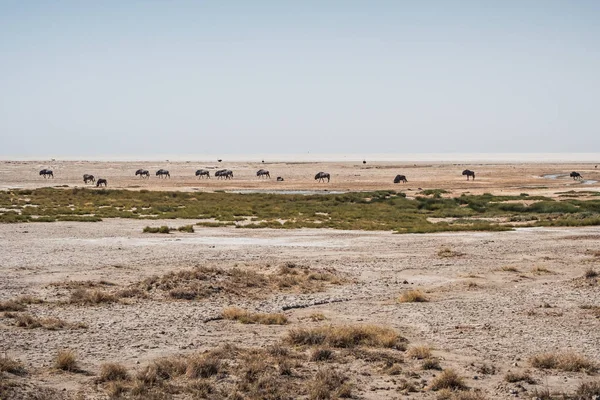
[97,363,130,382]
[399,289,429,303]
[287,324,406,349]
[530,352,597,373]
[51,280,116,289]
[186,351,222,379]
[55,349,78,372]
[222,307,288,325]
[115,288,148,299]
[69,289,117,305]
[308,368,351,400]
[422,358,442,370]
[3,313,86,330]
[141,265,346,301]
[14,295,44,304]
[585,268,599,279]
[476,363,497,375]
[309,313,326,322]
[310,348,334,362]
[575,381,600,397]
[0,355,26,375]
[407,345,432,360]
[531,266,553,274]
[0,300,26,312]
[397,378,418,393]
[437,247,465,258]
[500,266,520,273]
[429,369,467,391]
[504,370,536,384]
[136,356,187,386]
[436,390,487,400]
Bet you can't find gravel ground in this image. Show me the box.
[1,220,600,398]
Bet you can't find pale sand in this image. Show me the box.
[1,160,599,196]
[1,160,600,398]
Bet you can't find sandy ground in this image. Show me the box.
[2,160,600,196]
[1,217,600,398]
[1,160,600,398]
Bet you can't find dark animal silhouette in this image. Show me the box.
[570,171,583,180]
[156,169,170,178]
[83,174,95,184]
[394,174,407,183]
[135,169,150,178]
[462,170,475,180]
[215,169,233,179]
[256,169,270,178]
[96,178,107,187]
[315,172,330,182]
[217,159,222,163]
[363,160,366,164]
[39,169,53,178]
[195,169,210,179]
[277,177,284,181]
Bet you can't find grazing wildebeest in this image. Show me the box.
[256,169,270,178]
[195,169,210,179]
[215,169,233,179]
[96,178,107,187]
[462,170,475,180]
[135,169,150,178]
[570,171,583,180]
[83,174,95,184]
[394,174,407,184]
[156,169,170,178]
[39,169,53,178]
[277,177,284,181]
[363,160,366,164]
[217,159,222,163]
[315,172,330,182]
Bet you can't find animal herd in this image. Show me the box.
[37,168,589,187]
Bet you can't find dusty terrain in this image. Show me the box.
[1,161,600,399]
[1,221,600,399]
[1,160,600,196]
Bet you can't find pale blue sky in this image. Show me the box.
[1,1,599,157]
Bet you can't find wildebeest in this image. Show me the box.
[256,169,270,178]
[394,174,407,183]
[462,170,475,180]
[39,169,53,178]
[215,169,233,179]
[570,171,583,180]
[96,178,107,187]
[315,172,330,182]
[195,169,210,179]
[156,169,170,178]
[135,169,150,178]
[277,177,284,181]
[83,174,95,184]
[363,160,366,164]
[217,159,222,163]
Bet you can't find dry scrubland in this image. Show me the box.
[1,161,600,399]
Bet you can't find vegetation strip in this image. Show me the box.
[3,188,600,232]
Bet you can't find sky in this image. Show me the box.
[1,1,599,157]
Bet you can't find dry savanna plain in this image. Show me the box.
[1,160,600,400]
